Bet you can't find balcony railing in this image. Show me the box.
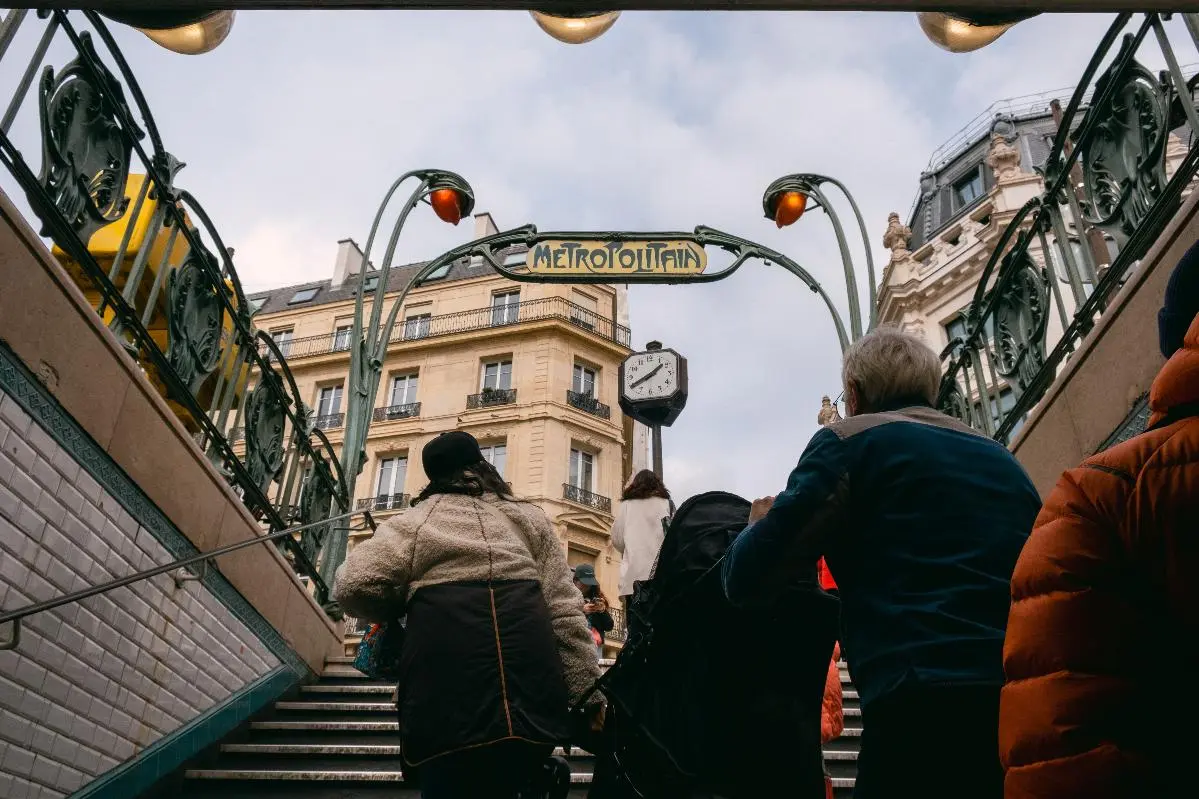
[563,483,612,514]
[373,402,421,421]
[267,296,633,361]
[313,412,345,431]
[355,494,410,511]
[0,10,347,606]
[467,388,517,409]
[609,607,628,643]
[566,390,611,419]
[937,13,1199,445]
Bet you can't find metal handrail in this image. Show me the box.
[0,509,371,651]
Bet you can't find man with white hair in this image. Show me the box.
[722,326,1041,799]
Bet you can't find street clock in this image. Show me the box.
[619,341,688,428]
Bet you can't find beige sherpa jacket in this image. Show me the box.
[333,493,599,703]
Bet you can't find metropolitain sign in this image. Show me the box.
[526,239,707,278]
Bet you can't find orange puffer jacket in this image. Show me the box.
[1000,314,1199,798]
[821,643,843,745]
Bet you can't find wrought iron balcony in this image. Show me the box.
[467,388,517,409]
[608,607,628,643]
[0,9,347,607]
[372,402,421,422]
[563,483,612,514]
[266,296,632,361]
[931,15,1199,446]
[566,390,611,420]
[313,413,345,431]
[355,494,410,511]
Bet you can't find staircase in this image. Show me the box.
[177,657,860,797]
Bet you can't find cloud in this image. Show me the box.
[3,9,1194,504]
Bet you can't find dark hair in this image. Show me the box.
[621,469,671,502]
[411,459,514,506]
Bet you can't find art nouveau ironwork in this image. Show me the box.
[0,9,349,605]
[936,12,1199,444]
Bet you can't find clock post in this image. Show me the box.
[619,340,689,482]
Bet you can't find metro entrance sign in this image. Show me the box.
[527,237,708,278]
[413,224,853,351]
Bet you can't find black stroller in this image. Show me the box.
[579,491,840,799]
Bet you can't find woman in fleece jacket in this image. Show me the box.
[333,431,602,799]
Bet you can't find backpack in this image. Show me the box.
[353,621,405,681]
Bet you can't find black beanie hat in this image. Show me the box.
[422,431,485,480]
[1159,238,1199,358]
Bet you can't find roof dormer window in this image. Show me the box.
[288,287,319,305]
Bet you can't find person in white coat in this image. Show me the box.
[611,469,673,640]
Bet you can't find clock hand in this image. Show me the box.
[630,363,663,388]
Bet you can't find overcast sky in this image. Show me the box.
[4,10,1192,501]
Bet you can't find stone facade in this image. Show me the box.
[0,383,282,799]
[248,213,644,611]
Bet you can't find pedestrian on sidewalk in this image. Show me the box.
[721,326,1041,799]
[333,431,602,799]
[1000,239,1199,799]
[574,563,613,659]
[611,469,673,641]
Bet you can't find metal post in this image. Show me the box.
[651,425,663,480]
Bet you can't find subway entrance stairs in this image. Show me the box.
[174,657,860,797]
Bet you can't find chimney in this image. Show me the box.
[474,212,499,238]
[471,212,499,270]
[331,238,366,289]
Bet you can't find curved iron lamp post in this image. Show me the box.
[317,169,474,592]
[763,173,878,342]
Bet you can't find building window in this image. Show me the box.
[571,290,599,330]
[363,274,380,292]
[333,324,353,352]
[491,291,520,326]
[390,373,419,406]
[422,263,452,282]
[404,313,432,340]
[249,297,267,314]
[953,169,985,210]
[481,360,513,391]
[270,329,293,359]
[503,251,526,267]
[573,364,597,398]
[288,287,319,305]
[943,306,996,350]
[375,456,407,498]
[481,442,507,477]
[569,448,595,492]
[317,384,343,416]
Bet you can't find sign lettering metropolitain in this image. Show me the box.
[526,239,707,277]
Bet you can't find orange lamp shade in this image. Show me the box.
[430,188,464,225]
[774,191,808,228]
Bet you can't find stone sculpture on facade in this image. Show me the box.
[882,212,913,261]
[818,395,843,427]
[985,132,1022,183]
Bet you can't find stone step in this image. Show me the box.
[251,720,400,732]
[301,684,395,695]
[276,701,396,713]
[220,743,593,758]
[184,768,595,784]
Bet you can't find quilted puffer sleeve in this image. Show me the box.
[821,642,843,744]
[1000,462,1149,799]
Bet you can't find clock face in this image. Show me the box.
[622,351,680,402]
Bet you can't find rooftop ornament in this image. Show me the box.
[917,11,1040,53]
[530,9,621,44]
[100,11,236,55]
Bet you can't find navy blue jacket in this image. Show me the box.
[722,403,1041,708]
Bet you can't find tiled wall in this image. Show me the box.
[0,389,281,799]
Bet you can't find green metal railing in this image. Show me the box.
[0,510,369,651]
[0,9,349,607]
[938,12,1199,444]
